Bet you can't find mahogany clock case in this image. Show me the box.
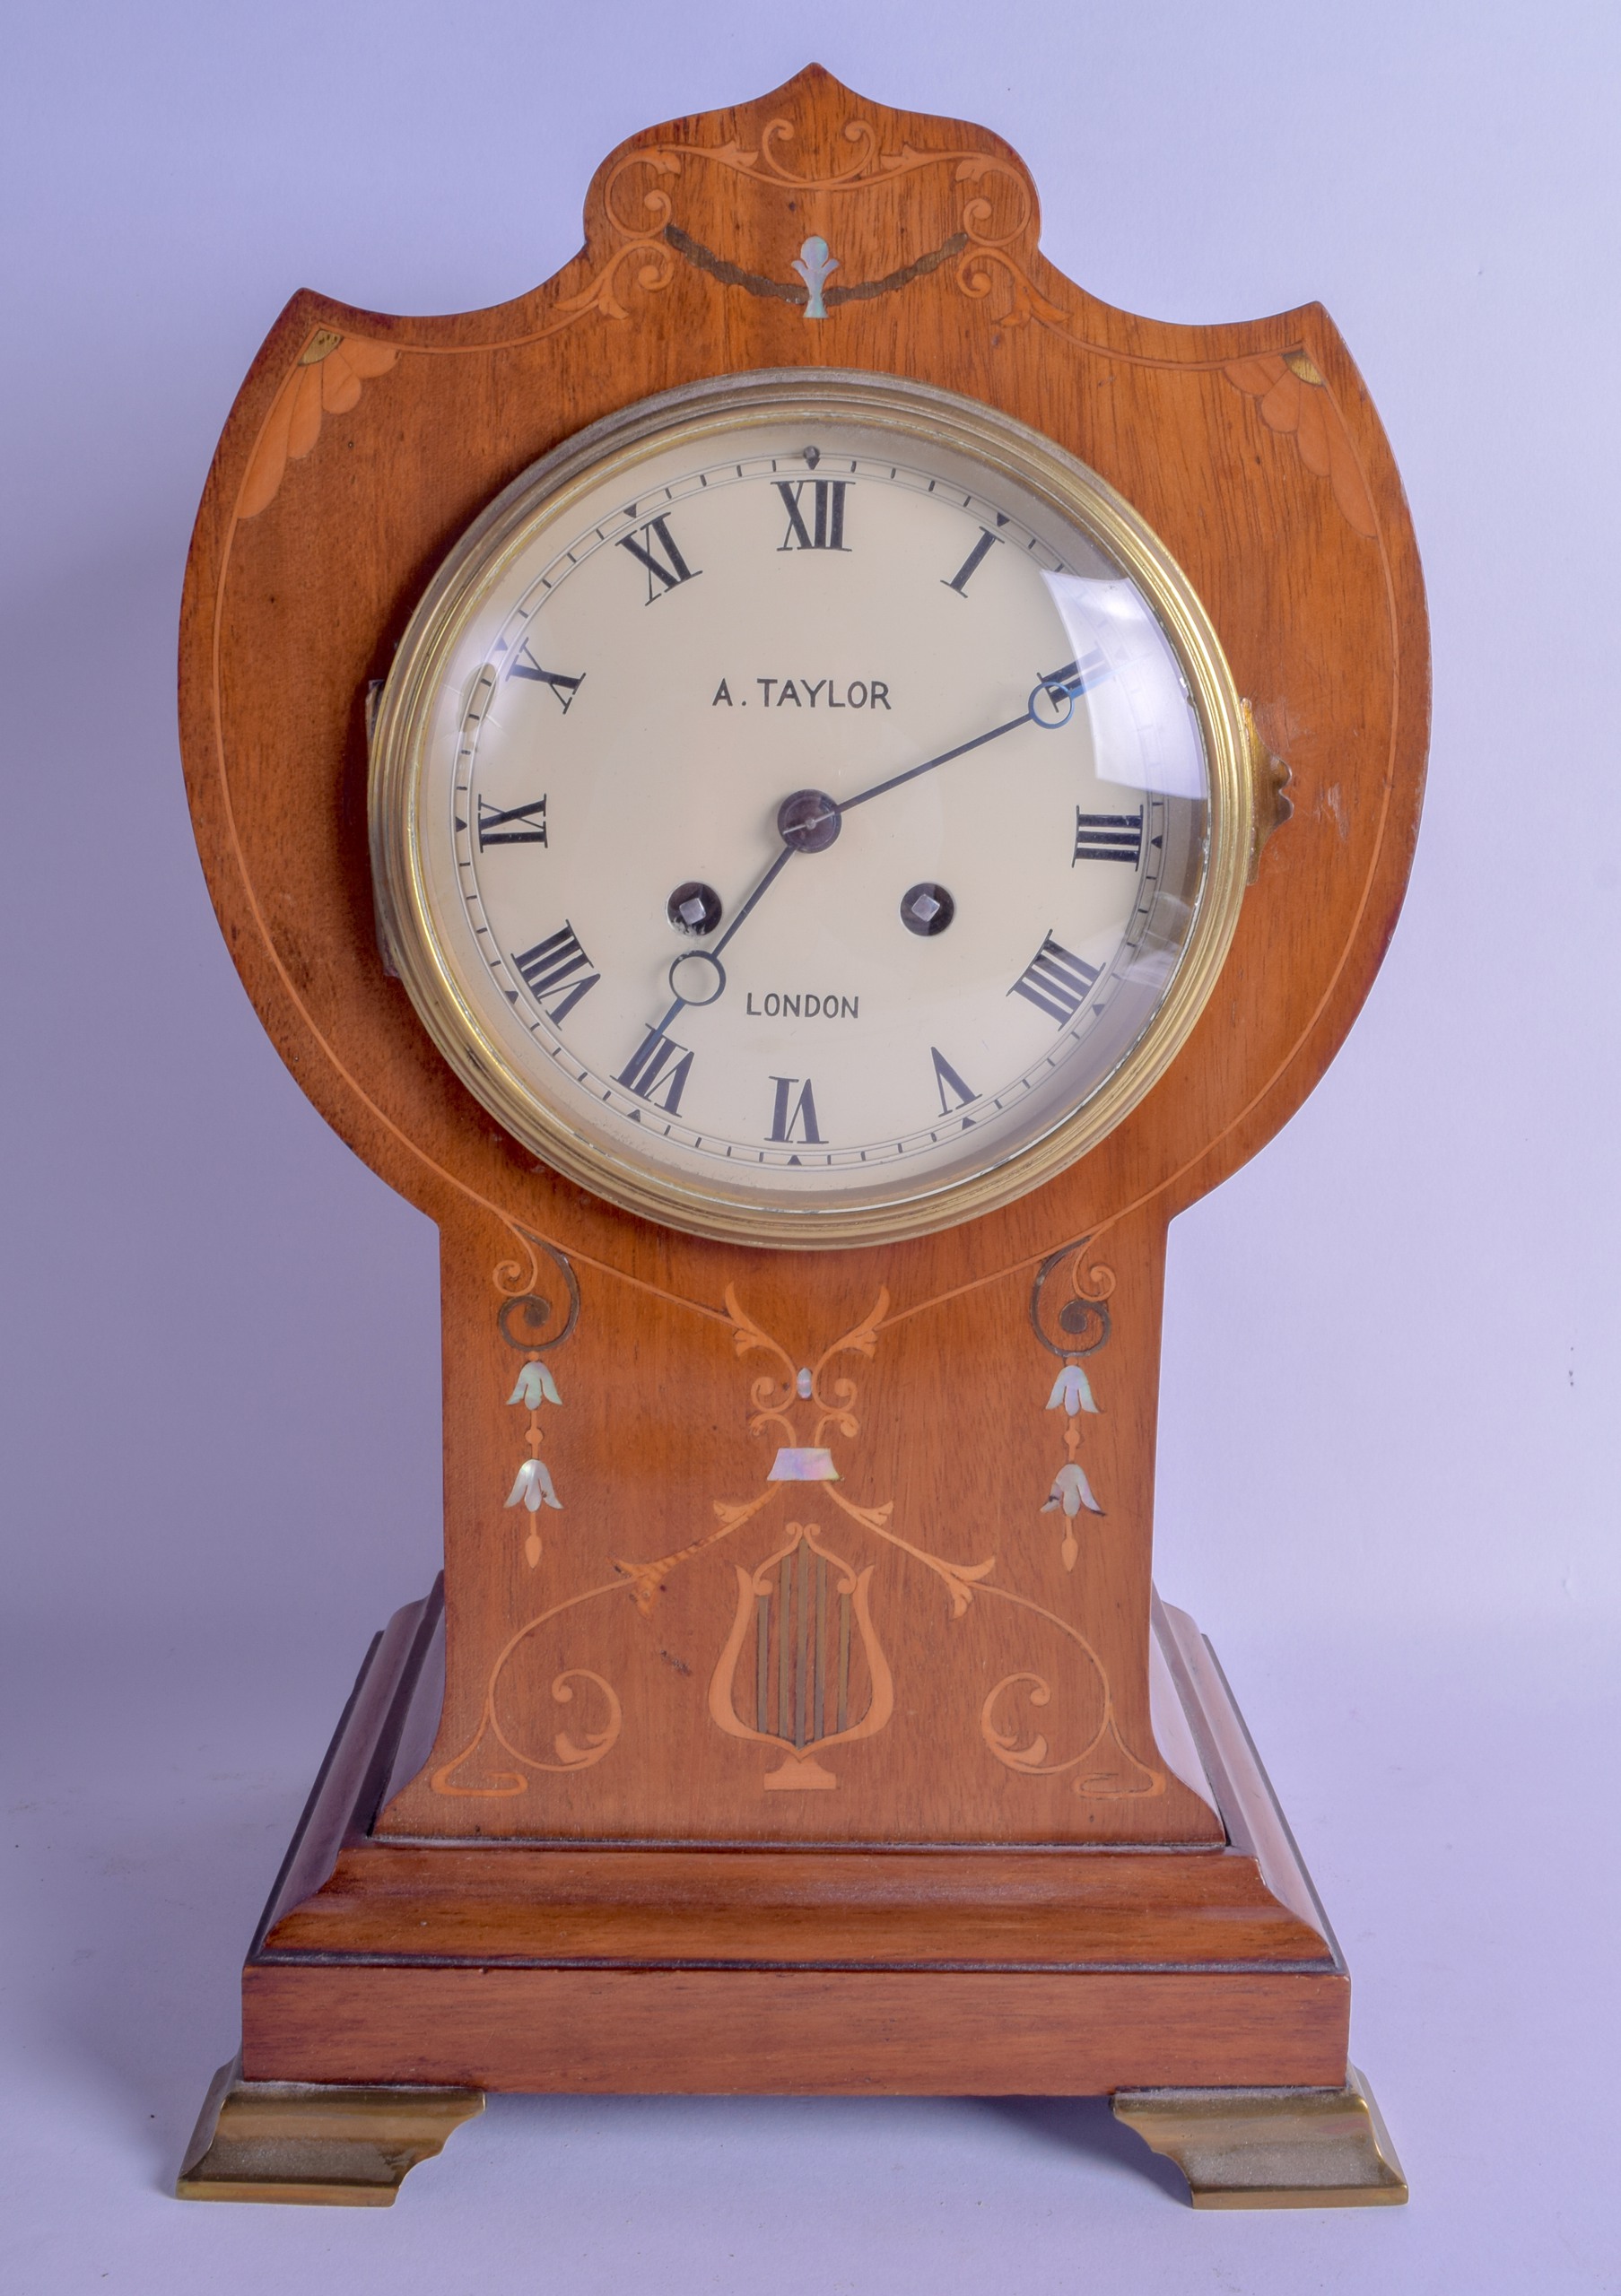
[177,65,1427,2115]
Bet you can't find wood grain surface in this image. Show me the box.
[179,65,1427,1853]
[260,1601,1334,1971]
[241,1591,1346,2091]
[241,1964,1351,2093]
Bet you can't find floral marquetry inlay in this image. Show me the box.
[587,109,1058,335]
[237,328,397,519]
[494,1229,579,1570]
[1223,352,1378,539]
[226,73,1382,557]
[1031,1242,1115,1571]
[427,1248,1163,1805]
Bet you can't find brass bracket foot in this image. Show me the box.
[175,2056,485,2205]
[1111,2063,1407,2209]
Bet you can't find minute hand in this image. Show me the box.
[837,709,1031,814]
[837,666,1087,815]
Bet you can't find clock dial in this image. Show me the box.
[372,374,1252,1243]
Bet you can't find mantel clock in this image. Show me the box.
[174,68,1426,2210]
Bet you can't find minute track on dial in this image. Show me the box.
[381,372,1245,1241]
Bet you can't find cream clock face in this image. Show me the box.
[370,373,1251,1245]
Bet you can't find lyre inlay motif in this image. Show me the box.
[708,1521,894,1790]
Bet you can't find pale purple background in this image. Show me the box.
[4,1,1618,2287]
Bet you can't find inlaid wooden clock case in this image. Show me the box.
[177,66,1426,2133]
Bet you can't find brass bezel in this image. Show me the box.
[370,370,1255,1249]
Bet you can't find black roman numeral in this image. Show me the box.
[768,1075,824,1144]
[929,1048,977,1117]
[1009,935,1101,1026]
[1072,809,1143,865]
[477,795,548,848]
[616,1027,694,1115]
[507,644,584,709]
[618,515,700,603]
[942,528,999,596]
[776,480,850,552]
[510,922,599,1025]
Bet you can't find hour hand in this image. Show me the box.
[649,827,799,1035]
